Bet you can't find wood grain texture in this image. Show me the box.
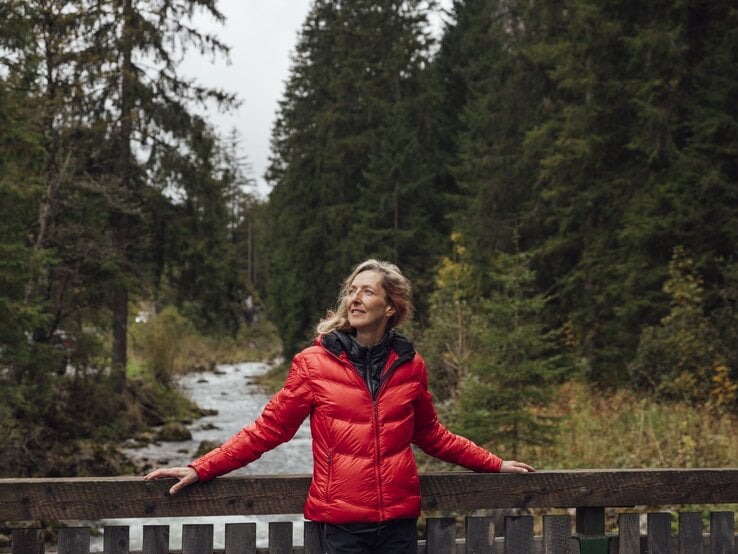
[616,513,640,554]
[1,469,737,520]
[10,529,44,554]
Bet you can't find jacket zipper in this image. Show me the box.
[325,448,333,501]
[372,399,383,517]
[321,343,414,518]
[371,351,413,520]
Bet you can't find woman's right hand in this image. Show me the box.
[144,466,199,495]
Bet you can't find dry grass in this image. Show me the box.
[129,308,282,381]
[518,381,738,470]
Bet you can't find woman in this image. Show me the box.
[145,259,534,553]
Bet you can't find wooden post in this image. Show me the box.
[617,513,640,554]
[181,524,213,554]
[103,526,129,554]
[647,512,672,554]
[710,512,735,554]
[268,521,292,554]
[466,516,496,553]
[142,525,169,554]
[225,522,256,554]
[504,515,533,553]
[543,515,572,553]
[58,527,90,554]
[303,521,323,554]
[678,512,702,553]
[575,507,609,554]
[11,529,44,554]
[426,517,456,554]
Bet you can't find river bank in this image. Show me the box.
[89,361,313,549]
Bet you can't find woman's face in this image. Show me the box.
[346,270,394,340]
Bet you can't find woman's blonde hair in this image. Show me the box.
[316,259,414,337]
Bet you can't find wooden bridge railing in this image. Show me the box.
[1,469,737,553]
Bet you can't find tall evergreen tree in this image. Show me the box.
[453,246,563,458]
[617,0,738,342]
[153,119,249,334]
[437,0,551,271]
[521,0,644,383]
[266,0,445,355]
[78,0,237,389]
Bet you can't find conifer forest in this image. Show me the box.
[1,0,736,477]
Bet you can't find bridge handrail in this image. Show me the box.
[2,468,737,521]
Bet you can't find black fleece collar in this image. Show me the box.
[322,329,415,360]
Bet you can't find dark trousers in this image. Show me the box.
[320,518,418,554]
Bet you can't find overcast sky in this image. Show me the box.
[181,1,452,198]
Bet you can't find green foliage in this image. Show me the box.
[433,0,738,390]
[420,233,481,402]
[455,249,565,457]
[265,0,448,355]
[131,306,194,385]
[421,234,565,458]
[630,247,737,409]
[0,0,260,476]
[151,123,252,336]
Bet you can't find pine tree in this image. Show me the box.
[617,0,738,352]
[443,0,551,269]
[454,246,563,457]
[153,119,248,334]
[77,0,237,389]
[266,0,444,354]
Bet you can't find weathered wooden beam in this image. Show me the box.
[419,469,738,513]
[1,469,737,521]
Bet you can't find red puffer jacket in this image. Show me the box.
[190,334,503,524]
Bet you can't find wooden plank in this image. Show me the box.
[0,475,311,519]
[58,527,90,554]
[465,515,496,553]
[103,526,129,554]
[543,515,571,553]
[303,521,322,554]
[647,512,672,554]
[11,528,44,554]
[504,515,533,554]
[710,511,735,554]
[181,524,213,554]
[617,513,640,554]
[1,470,737,520]
[142,525,169,554]
[225,522,256,554]
[267,521,292,554]
[420,469,738,513]
[678,512,702,554]
[426,517,456,554]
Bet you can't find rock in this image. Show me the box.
[194,440,220,457]
[155,422,192,442]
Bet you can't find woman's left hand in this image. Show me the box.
[499,460,536,473]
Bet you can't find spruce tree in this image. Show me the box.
[453,247,563,458]
[78,0,237,388]
[266,0,444,354]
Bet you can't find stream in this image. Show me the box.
[92,362,313,550]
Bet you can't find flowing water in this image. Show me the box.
[91,362,313,550]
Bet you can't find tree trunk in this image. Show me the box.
[111,0,135,393]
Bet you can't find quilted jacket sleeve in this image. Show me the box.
[190,353,314,481]
[411,357,502,473]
